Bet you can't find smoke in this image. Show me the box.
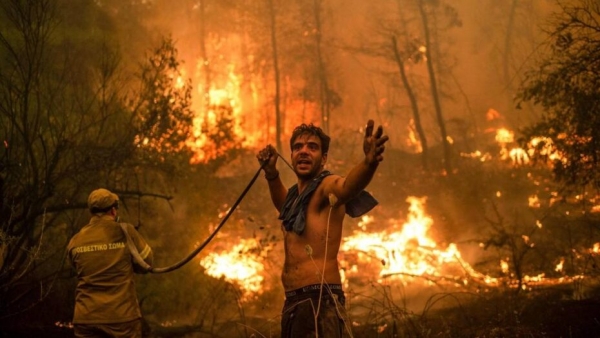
[83,0,590,333]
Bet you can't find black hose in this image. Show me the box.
[150,162,266,274]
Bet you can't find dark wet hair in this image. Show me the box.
[290,123,331,155]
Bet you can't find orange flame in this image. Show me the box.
[199,197,599,298]
[340,196,498,287]
[186,63,249,163]
[199,238,266,300]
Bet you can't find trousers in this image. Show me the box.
[281,284,351,338]
[73,318,142,338]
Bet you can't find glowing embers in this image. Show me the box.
[459,124,567,166]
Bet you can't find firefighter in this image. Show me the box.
[67,188,153,338]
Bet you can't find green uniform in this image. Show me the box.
[68,214,153,324]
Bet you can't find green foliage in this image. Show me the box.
[517,0,600,188]
[0,0,136,317]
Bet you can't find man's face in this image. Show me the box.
[291,133,326,179]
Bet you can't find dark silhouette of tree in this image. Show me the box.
[312,0,330,132]
[133,35,194,161]
[350,0,461,173]
[416,0,462,175]
[391,35,429,170]
[239,0,343,152]
[0,2,193,318]
[267,0,284,153]
[236,0,287,152]
[303,0,340,134]
[0,0,135,317]
[479,0,552,127]
[518,0,600,189]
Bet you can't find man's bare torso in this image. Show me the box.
[281,176,347,291]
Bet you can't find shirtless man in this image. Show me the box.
[257,120,388,337]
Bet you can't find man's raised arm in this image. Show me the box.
[257,144,288,212]
[329,120,389,205]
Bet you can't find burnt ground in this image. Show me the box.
[350,284,600,338]
[449,289,600,338]
[2,284,599,337]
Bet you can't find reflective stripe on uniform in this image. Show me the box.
[139,245,151,260]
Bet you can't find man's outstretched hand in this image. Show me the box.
[363,120,389,164]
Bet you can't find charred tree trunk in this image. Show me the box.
[312,0,330,133]
[503,0,518,92]
[418,0,452,174]
[198,0,211,110]
[503,0,519,125]
[267,0,283,153]
[391,36,429,170]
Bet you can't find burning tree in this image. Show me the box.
[483,0,600,294]
[290,0,342,134]
[133,35,195,162]
[518,0,600,190]
[350,0,462,174]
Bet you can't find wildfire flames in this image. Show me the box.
[200,238,267,299]
[339,196,498,287]
[198,197,448,297]
[201,196,491,298]
[200,195,599,299]
[137,40,334,164]
[185,63,252,164]
[147,54,594,300]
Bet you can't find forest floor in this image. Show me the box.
[3,282,599,338]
